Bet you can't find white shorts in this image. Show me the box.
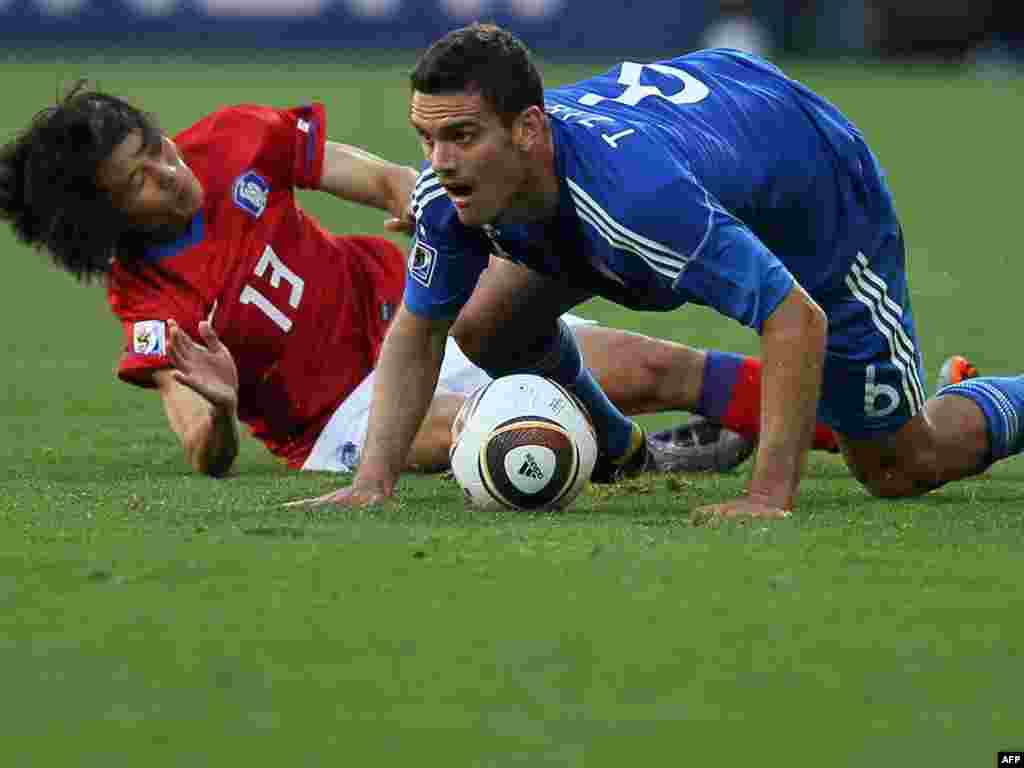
[301,313,596,472]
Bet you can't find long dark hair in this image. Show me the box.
[0,81,162,281]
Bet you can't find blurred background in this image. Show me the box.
[0,0,1020,68]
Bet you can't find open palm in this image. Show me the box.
[167,319,239,409]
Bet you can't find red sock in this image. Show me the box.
[703,354,838,452]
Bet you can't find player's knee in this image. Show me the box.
[450,310,501,369]
[851,449,942,498]
[624,337,676,403]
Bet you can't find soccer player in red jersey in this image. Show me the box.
[1,85,838,479]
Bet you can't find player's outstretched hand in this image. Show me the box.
[285,482,393,509]
[383,167,418,237]
[383,211,415,237]
[691,498,791,526]
[167,319,239,410]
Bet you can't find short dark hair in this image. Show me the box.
[410,23,545,125]
[0,81,161,282]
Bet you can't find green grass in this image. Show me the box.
[2,53,1023,766]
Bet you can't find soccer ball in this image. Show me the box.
[450,375,598,510]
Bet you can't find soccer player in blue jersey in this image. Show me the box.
[307,23,1013,520]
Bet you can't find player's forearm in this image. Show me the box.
[182,402,240,478]
[320,141,418,218]
[749,286,827,509]
[356,308,448,490]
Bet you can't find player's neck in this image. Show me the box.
[143,211,196,246]
[503,132,560,224]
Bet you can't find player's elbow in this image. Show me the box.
[765,285,827,353]
[181,421,237,478]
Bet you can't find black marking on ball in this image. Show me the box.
[481,418,578,509]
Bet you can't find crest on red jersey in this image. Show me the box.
[232,171,269,218]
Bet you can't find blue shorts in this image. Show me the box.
[817,225,927,439]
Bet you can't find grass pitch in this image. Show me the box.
[1,52,1022,766]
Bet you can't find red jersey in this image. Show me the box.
[108,104,404,467]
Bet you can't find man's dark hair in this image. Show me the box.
[0,81,162,282]
[410,23,545,125]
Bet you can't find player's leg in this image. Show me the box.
[571,324,703,414]
[836,396,990,497]
[820,230,1019,496]
[301,359,470,474]
[571,323,838,452]
[570,322,754,472]
[840,361,1024,497]
[406,392,467,472]
[451,257,644,476]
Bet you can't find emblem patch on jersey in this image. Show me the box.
[409,240,438,288]
[337,441,361,471]
[132,320,166,356]
[232,171,270,218]
[380,302,394,322]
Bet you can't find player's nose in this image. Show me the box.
[145,157,177,191]
[430,141,457,173]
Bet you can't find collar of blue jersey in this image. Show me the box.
[142,209,205,264]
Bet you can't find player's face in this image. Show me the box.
[97,130,204,237]
[410,89,529,227]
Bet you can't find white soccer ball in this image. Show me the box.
[449,374,598,510]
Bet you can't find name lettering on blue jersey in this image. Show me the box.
[545,103,615,128]
[546,104,635,148]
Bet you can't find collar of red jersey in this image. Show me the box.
[142,210,206,264]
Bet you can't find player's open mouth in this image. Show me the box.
[444,183,474,206]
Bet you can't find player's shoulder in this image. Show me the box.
[175,103,282,144]
[106,259,174,319]
[551,115,701,222]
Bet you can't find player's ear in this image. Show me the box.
[513,106,546,152]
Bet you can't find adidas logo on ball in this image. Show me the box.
[518,453,544,480]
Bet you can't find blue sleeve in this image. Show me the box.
[402,173,491,318]
[623,169,794,333]
[673,216,795,333]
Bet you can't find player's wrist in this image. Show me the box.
[211,392,239,418]
[352,465,397,495]
[744,487,793,512]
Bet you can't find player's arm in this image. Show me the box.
[154,319,241,478]
[318,141,418,225]
[662,182,824,515]
[305,303,453,506]
[362,303,450,489]
[749,282,826,510]
[154,370,239,477]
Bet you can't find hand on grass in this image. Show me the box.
[285,481,394,509]
[692,497,791,526]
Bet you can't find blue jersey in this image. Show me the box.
[405,49,898,332]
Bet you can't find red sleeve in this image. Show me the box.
[178,103,327,191]
[289,103,327,190]
[107,265,206,389]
